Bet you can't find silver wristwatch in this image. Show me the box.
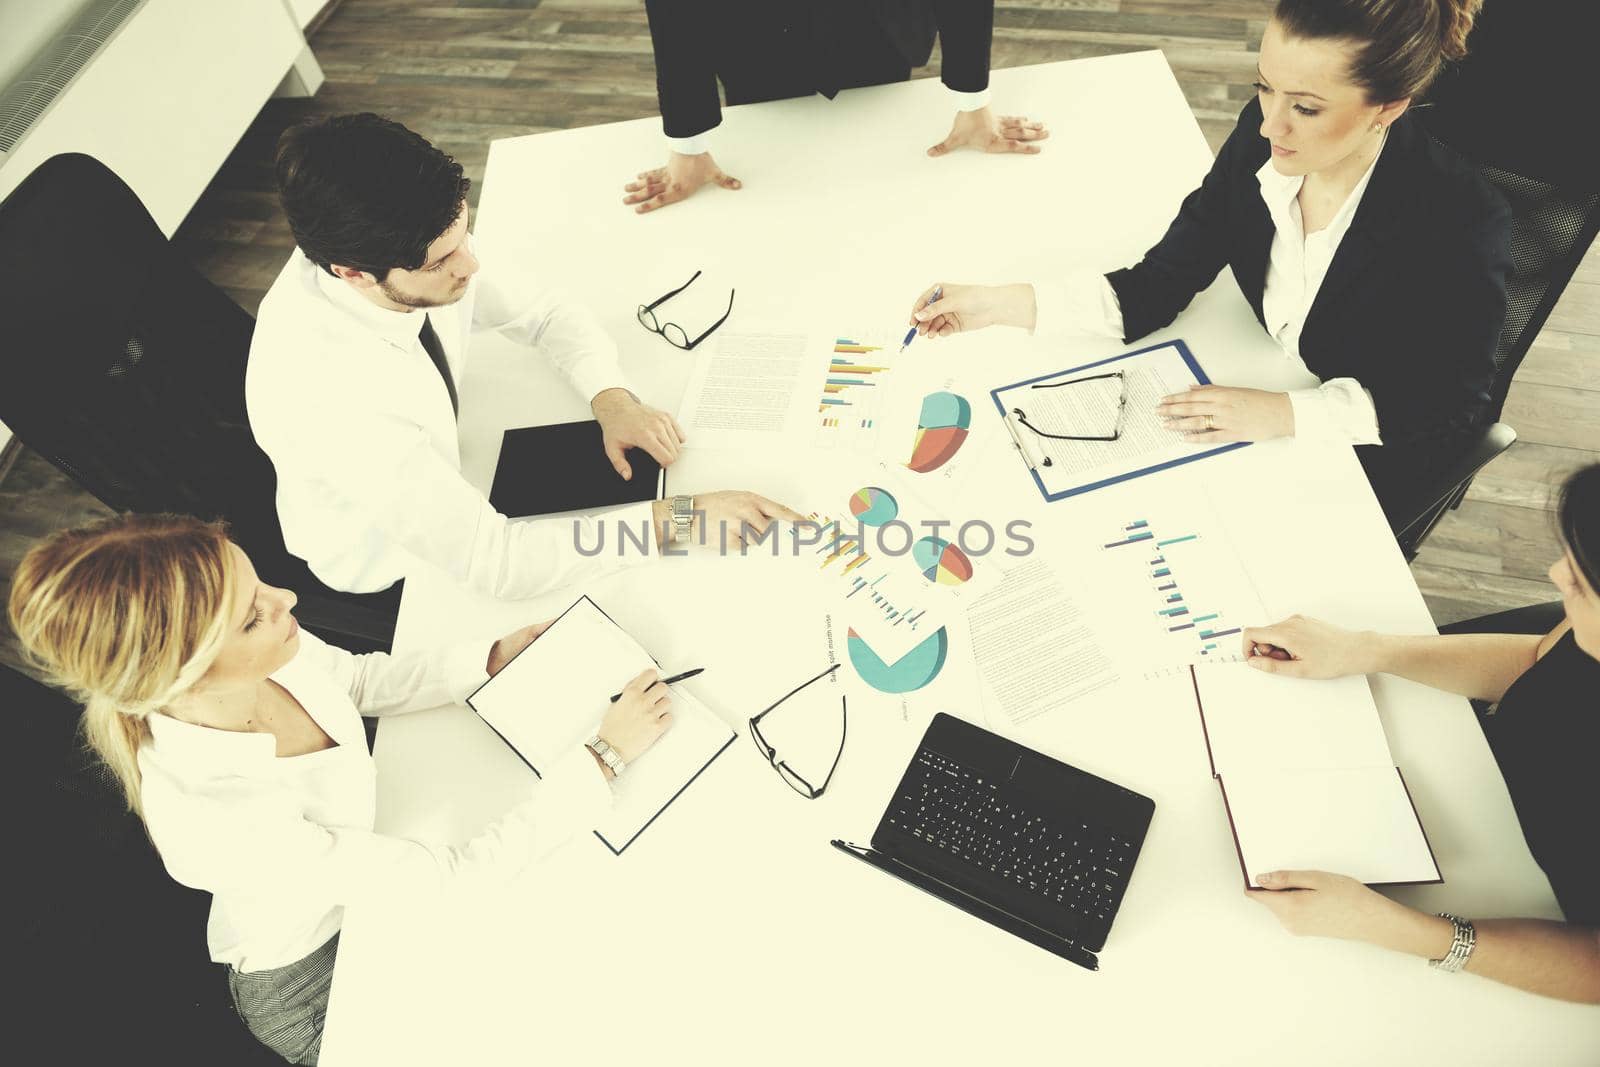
[1429,912,1477,973]
[670,494,694,544]
[586,734,626,778]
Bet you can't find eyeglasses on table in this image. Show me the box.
[1010,369,1128,445]
[747,662,846,800]
[637,269,734,351]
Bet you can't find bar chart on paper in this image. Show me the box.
[816,335,896,448]
[1093,509,1267,674]
[806,510,933,655]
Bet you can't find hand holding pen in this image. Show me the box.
[906,282,1040,340]
[610,667,704,702]
[902,286,942,351]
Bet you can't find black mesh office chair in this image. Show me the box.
[8,664,285,1065]
[1394,2,1600,559]
[0,153,397,652]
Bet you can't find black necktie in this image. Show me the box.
[418,314,459,417]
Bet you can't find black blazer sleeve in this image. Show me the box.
[645,0,724,139]
[1103,115,1261,344]
[933,0,993,93]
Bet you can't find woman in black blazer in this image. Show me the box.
[908,0,1509,526]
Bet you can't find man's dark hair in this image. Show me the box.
[274,113,472,278]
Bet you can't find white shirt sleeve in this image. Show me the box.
[665,132,710,156]
[291,631,488,719]
[1031,273,1125,339]
[949,87,991,112]
[470,267,631,405]
[312,407,656,600]
[149,744,613,905]
[1286,378,1383,445]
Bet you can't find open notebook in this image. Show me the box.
[1191,664,1441,888]
[465,596,735,854]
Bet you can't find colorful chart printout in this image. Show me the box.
[848,486,899,527]
[911,537,974,586]
[906,392,972,473]
[1102,517,1248,660]
[847,626,950,694]
[819,338,890,429]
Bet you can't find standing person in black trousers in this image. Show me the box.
[905,0,1511,528]
[624,1,1047,214]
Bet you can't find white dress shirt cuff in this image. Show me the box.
[1031,273,1125,338]
[576,371,636,410]
[1286,378,1383,446]
[950,87,991,112]
[441,640,492,703]
[665,132,710,156]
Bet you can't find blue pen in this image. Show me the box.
[901,286,943,352]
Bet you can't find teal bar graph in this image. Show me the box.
[1106,514,1240,661]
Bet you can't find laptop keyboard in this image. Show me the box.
[887,748,1137,925]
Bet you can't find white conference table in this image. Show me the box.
[319,53,1600,1065]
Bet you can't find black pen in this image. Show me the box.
[610,667,705,702]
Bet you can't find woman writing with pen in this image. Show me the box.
[8,514,676,1064]
[905,0,1510,527]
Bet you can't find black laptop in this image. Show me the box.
[833,713,1154,971]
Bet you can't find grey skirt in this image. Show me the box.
[228,933,340,1066]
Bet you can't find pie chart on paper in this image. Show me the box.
[847,626,949,693]
[911,537,974,586]
[906,392,972,473]
[848,486,899,526]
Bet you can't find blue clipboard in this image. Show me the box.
[989,338,1249,503]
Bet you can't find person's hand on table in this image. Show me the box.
[907,282,1038,340]
[595,669,675,774]
[1249,869,1405,942]
[486,619,555,677]
[1241,615,1377,679]
[928,106,1048,157]
[1157,384,1294,443]
[591,388,685,480]
[621,151,740,214]
[650,490,804,550]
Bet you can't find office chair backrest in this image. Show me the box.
[0,152,283,547]
[1461,156,1600,420]
[0,153,398,653]
[6,664,285,1064]
[1415,0,1600,422]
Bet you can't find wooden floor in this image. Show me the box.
[2,0,1597,676]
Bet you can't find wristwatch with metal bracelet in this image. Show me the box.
[586,734,625,778]
[671,494,694,544]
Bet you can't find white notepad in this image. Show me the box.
[1193,666,1440,887]
[466,596,735,854]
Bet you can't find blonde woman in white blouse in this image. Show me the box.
[8,514,674,1065]
[906,0,1509,526]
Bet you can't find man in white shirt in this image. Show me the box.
[249,113,798,599]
